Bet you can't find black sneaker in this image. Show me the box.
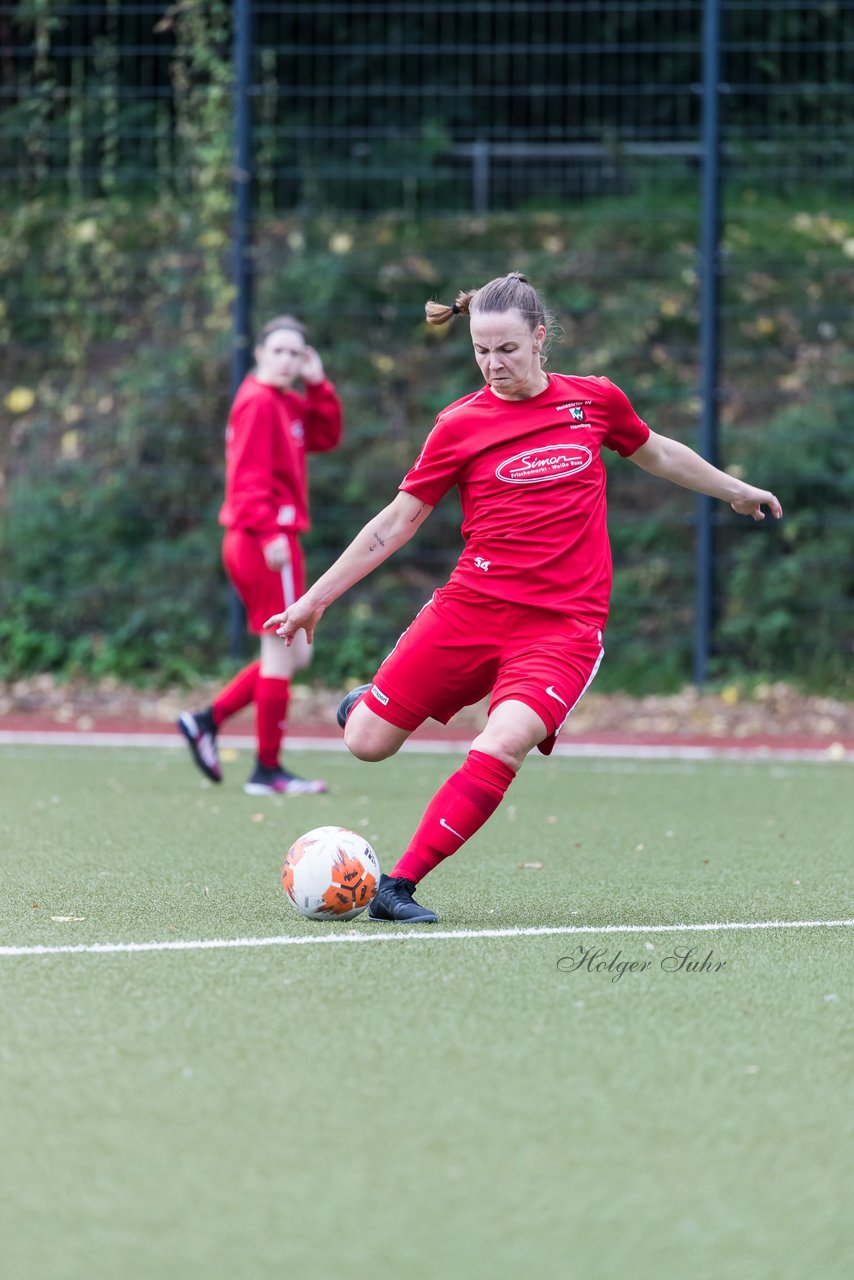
[336,683,371,730]
[244,763,329,796]
[368,873,438,924]
[177,709,222,782]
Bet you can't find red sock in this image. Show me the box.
[255,675,290,768]
[391,749,516,884]
[212,660,261,726]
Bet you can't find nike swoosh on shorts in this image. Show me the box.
[545,686,568,708]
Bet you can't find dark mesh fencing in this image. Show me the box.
[2,3,851,206]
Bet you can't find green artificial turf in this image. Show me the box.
[1,745,852,1280]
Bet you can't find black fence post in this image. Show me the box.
[228,0,254,661]
[694,0,723,686]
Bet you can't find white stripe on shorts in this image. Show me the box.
[554,640,604,740]
[280,559,296,607]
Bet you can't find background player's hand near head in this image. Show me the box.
[300,346,325,386]
[264,595,326,646]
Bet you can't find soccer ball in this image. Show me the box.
[281,826,380,921]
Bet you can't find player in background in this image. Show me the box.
[179,315,343,796]
[265,273,781,918]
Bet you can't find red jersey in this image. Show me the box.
[399,373,649,628]
[219,375,342,544]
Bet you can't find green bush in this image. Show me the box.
[1,197,852,692]
[714,386,854,691]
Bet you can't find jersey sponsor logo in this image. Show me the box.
[495,443,592,485]
[290,420,305,440]
[473,556,491,572]
[370,684,389,706]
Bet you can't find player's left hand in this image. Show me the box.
[263,595,325,645]
[301,346,325,385]
[730,488,783,522]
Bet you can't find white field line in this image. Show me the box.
[0,729,849,764]
[3,918,853,959]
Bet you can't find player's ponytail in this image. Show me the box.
[426,272,548,333]
[425,272,556,359]
[425,289,476,327]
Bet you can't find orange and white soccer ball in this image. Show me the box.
[281,826,380,921]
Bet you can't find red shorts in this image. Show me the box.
[222,529,305,635]
[364,581,604,755]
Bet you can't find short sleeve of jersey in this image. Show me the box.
[398,417,464,506]
[599,378,650,457]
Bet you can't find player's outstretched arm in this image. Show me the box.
[630,430,782,522]
[263,491,433,645]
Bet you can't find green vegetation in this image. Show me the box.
[1,745,852,1278]
[1,3,850,694]
[1,190,852,692]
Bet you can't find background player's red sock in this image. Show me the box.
[212,659,261,726]
[255,675,290,768]
[391,749,516,884]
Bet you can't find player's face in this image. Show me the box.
[254,329,306,388]
[470,310,547,400]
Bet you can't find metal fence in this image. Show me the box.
[1,2,852,688]
[2,1,852,208]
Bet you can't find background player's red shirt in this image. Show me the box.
[219,375,342,545]
[399,373,649,628]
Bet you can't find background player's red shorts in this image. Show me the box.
[364,580,604,755]
[222,529,304,635]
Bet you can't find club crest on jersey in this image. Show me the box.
[495,443,592,485]
[555,400,592,417]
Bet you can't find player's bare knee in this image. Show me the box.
[291,635,313,673]
[343,721,390,762]
[470,729,525,772]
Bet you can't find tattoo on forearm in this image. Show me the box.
[409,503,428,523]
[369,529,386,551]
